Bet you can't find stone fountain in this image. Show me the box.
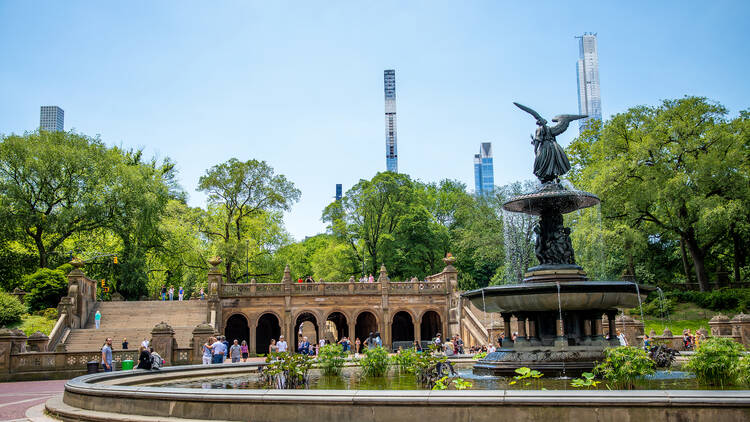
[464,103,654,376]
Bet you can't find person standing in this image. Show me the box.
[456,335,464,354]
[222,336,229,361]
[617,330,628,346]
[413,340,422,352]
[230,340,242,363]
[160,286,167,301]
[168,287,174,301]
[178,286,184,301]
[269,339,278,354]
[240,340,249,362]
[121,337,128,350]
[368,274,374,283]
[94,310,101,329]
[101,337,113,372]
[211,338,226,364]
[202,338,213,365]
[199,287,205,300]
[141,338,150,349]
[355,338,361,355]
[276,335,288,353]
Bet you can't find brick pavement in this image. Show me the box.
[0,379,67,421]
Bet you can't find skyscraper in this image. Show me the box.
[335,184,342,201]
[40,106,64,132]
[384,69,398,172]
[473,142,494,196]
[576,33,601,132]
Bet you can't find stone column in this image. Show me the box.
[709,315,732,337]
[26,332,49,352]
[192,323,215,364]
[378,264,390,350]
[501,313,513,349]
[514,314,528,346]
[207,257,223,332]
[151,322,176,366]
[348,320,356,345]
[592,313,604,345]
[527,317,540,346]
[606,311,619,346]
[582,317,592,346]
[554,313,566,348]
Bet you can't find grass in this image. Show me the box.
[6,314,57,336]
[639,302,732,336]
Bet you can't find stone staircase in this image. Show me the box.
[63,301,209,352]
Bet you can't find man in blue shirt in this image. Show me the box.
[101,337,113,372]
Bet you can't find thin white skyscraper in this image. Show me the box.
[384,69,398,172]
[576,33,601,132]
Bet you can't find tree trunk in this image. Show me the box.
[683,232,710,292]
[32,231,48,268]
[225,260,233,283]
[679,237,692,283]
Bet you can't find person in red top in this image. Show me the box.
[297,278,303,283]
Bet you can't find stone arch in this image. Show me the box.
[324,310,349,342]
[294,311,320,349]
[354,310,379,346]
[391,310,415,347]
[224,313,250,347]
[420,310,442,343]
[255,312,281,355]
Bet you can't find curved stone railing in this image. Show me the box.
[47,363,750,422]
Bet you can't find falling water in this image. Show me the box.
[556,281,566,377]
[481,289,488,345]
[656,287,671,328]
[634,282,645,323]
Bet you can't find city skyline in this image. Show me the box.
[576,33,602,132]
[384,69,398,173]
[1,2,748,241]
[40,105,64,132]
[473,142,494,196]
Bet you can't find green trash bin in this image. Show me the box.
[121,359,134,370]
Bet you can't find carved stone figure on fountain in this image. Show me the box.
[513,102,587,184]
[533,212,576,267]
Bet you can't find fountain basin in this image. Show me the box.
[463,281,654,313]
[502,185,600,215]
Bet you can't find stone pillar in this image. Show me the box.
[730,314,750,346]
[527,317,540,346]
[616,314,644,347]
[606,311,619,346]
[348,320,357,345]
[151,322,175,366]
[514,314,528,346]
[0,329,27,375]
[709,314,732,337]
[207,256,223,332]
[26,332,49,352]
[592,313,604,345]
[192,323,215,364]
[582,317,592,345]
[378,264,390,350]
[501,313,513,349]
[554,313,566,348]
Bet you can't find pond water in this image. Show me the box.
[157,367,740,391]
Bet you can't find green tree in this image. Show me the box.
[0,131,116,268]
[568,97,749,291]
[0,291,26,326]
[22,267,68,311]
[197,159,300,282]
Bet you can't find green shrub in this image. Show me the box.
[359,346,390,377]
[685,337,745,385]
[636,296,676,317]
[260,352,312,389]
[665,289,750,312]
[17,315,56,336]
[392,347,419,372]
[474,351,487,359]
[22,268,68,311]
[318,343,346,375]
[594,346,655,389]
[0,291,26,326]
[735,357,750,386]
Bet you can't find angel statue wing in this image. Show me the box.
[549,114,588,136]
[513,102,547,125]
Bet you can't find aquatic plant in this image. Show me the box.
[509,367,543,388]
[594,346,655,389]
[391,347,418,373]
[570,372,600,389]
[318,343,347,375]
[359,346,390,377]
[432,376,472,390]
[260,352,313,389]
[685,337,745,386]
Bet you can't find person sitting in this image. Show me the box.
[682,329,694,351]
[298,336,311,355]
[149,347,163,370]
[136,346,152,370]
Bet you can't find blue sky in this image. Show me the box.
[1,1,748,240]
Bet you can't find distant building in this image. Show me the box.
[335,184,342,201]
[384,69,398,172]
[473,142,494,196]
[576,33,601,132]
[40,106,64,132]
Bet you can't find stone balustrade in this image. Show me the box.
[220,280,447,297]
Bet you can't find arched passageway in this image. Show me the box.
[326,312,348,342]
[420,311,442,343]
[355,311,378,346]
[255,313,281,355]
[294,312,318,351]
[391,311,415,348]
[225,314,249,346]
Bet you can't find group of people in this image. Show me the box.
[100,337,162,371]
[160,286,192,301]
[201,336,252,364]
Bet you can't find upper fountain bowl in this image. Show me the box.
[503,183,600,216]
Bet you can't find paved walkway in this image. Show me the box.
[0,379,67,421]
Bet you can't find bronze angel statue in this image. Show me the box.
[514,102,587,184]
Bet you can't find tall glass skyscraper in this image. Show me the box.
[473,142,494,196]
[384,69,398,172]
[576,33,601,133]
[40,106,64,132]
